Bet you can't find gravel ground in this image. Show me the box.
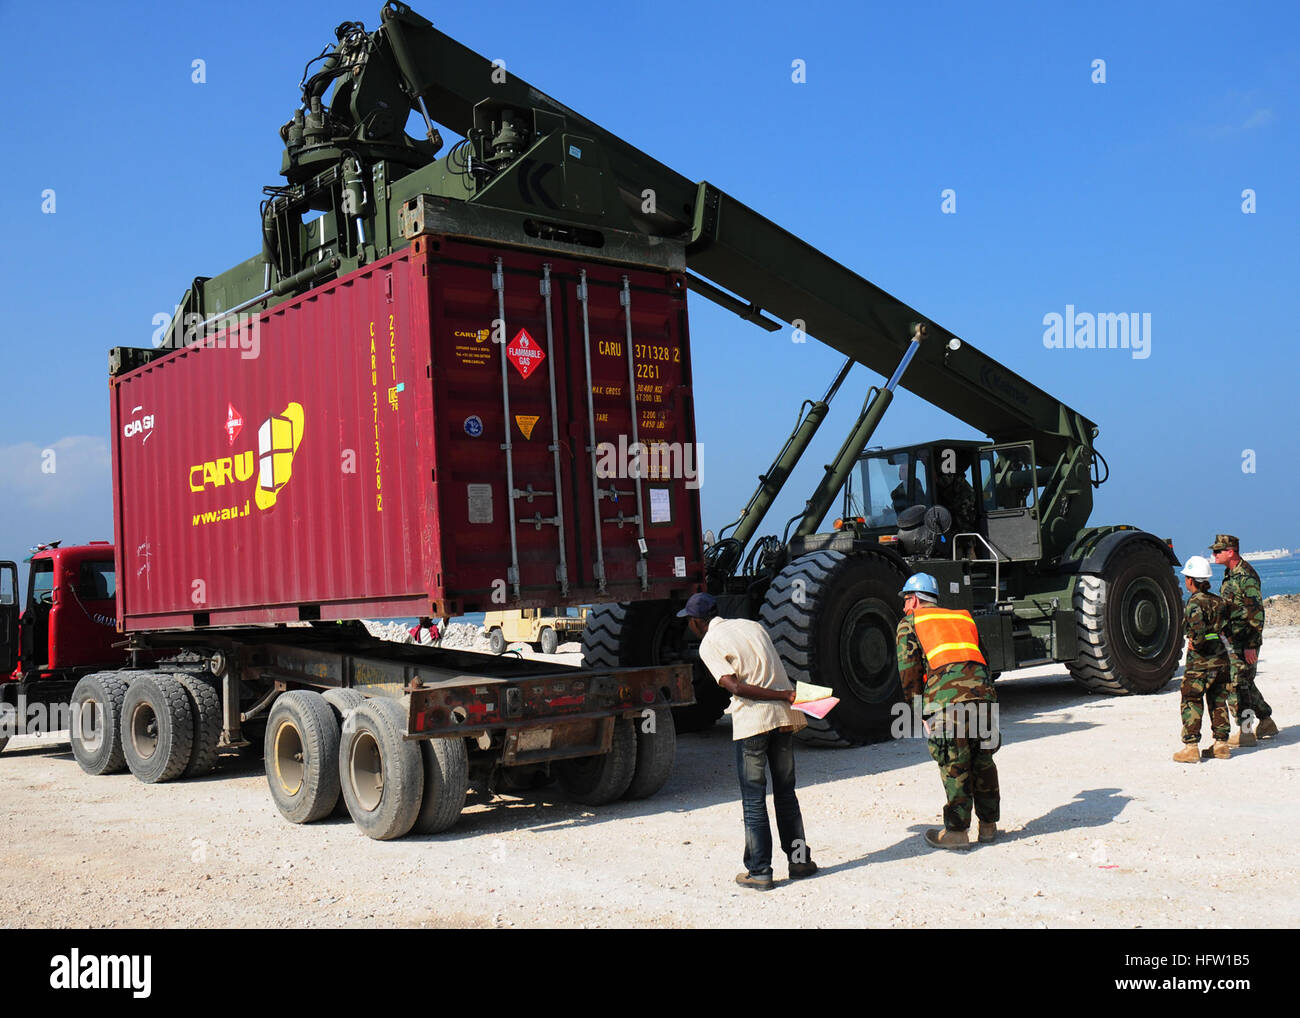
[1,631,1297,929]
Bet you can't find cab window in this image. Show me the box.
[78,561,117,600]
[30,560,55,605]
[978,445,1038,511]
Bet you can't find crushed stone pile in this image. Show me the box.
[361,619,492,652]
[1265,593,1300,629]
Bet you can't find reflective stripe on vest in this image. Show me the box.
[912,606,986,669]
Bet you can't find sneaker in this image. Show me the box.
[735,871,774,891]
[789,859,819,879]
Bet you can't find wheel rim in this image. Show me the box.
[273,720,305,797]
[78,698,104,753]
[130,701,159,760]
[1119,577,1172,660]
[349,731,384,812]
[837,598,899,704]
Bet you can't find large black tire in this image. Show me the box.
[1067,541,1183,694]
[321,687,365,722]
[321,688,366,817]
[265,690,341,823]
[122,674,195,784]
[582,602,729,732]
[555,718,636,805]
[338,697,424,840]
[69,671,131,775]
[539,626,559,656]
[488,628,506,655]
[623,699,676,800]
[760,550,907,747]
[176,673,222,778]
[412,737,470,835]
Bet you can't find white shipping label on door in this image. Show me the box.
[649,487,672,524]
[467,483,494,524]
[674,556,686,578]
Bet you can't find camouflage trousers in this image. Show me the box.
[1181,664,1232,743]
[1228,649,1272,723]
[926,732,1000,831]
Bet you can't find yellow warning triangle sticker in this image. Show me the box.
[515,414,540,440]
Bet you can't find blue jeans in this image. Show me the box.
[736,729,808,878]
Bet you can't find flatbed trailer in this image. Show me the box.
[101,628,687,839]
[2,552,690,841]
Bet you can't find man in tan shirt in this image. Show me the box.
[680,592,817,890]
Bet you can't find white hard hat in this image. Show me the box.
[1181,555,1212,580]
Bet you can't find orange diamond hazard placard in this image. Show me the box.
[506,328,546,379]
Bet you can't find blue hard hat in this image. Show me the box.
[676,592,718,619]
[901,573,940,599]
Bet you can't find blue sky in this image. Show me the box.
[2,0,1297,582]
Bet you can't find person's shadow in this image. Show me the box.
[810,787,1132,875]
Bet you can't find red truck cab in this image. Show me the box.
[1,543,127,715]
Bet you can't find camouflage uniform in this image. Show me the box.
[934,472,978,534]
[1220,558,1270,724]
[896,613,999,832]
[1180,589,1231,743]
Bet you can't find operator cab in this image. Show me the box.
[843,439,1043,562]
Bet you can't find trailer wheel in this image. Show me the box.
[1068,541,1183,695]
[539,626,559,656]
[760,550,906,747]
[623,698,676,800]
[321,687,365,723]
[555,718,636,805]
[488,628,506,655]
[176,673,222,779]
[582,602,728,733]
[339,697,424,840]
[412,737,469,835]
[122,674,195,784]
[265,691,341,824]
[69,672,131,775]
[321,689,366,818]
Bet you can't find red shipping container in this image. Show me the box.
[111,237,704,631]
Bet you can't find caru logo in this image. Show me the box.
[188,402,305,524]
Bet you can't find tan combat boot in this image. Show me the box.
[1212,741,1231,760]
[1172,744,1200,764]
[1256,718,1279,739]
[924,828,971,850]
[1227,729,1257,747]
[978,821,998,843]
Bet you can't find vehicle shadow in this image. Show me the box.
[0,739,73,759]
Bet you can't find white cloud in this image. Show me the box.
[0,435,111,511]
[1241,108,1275,130]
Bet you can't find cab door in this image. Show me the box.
[0,561,18,675]
[975,442,1043,562]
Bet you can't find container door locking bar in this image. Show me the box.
[577,270,608,594]
[539,264,570,598]
[619,277,650,591]
[492,258,522,601]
